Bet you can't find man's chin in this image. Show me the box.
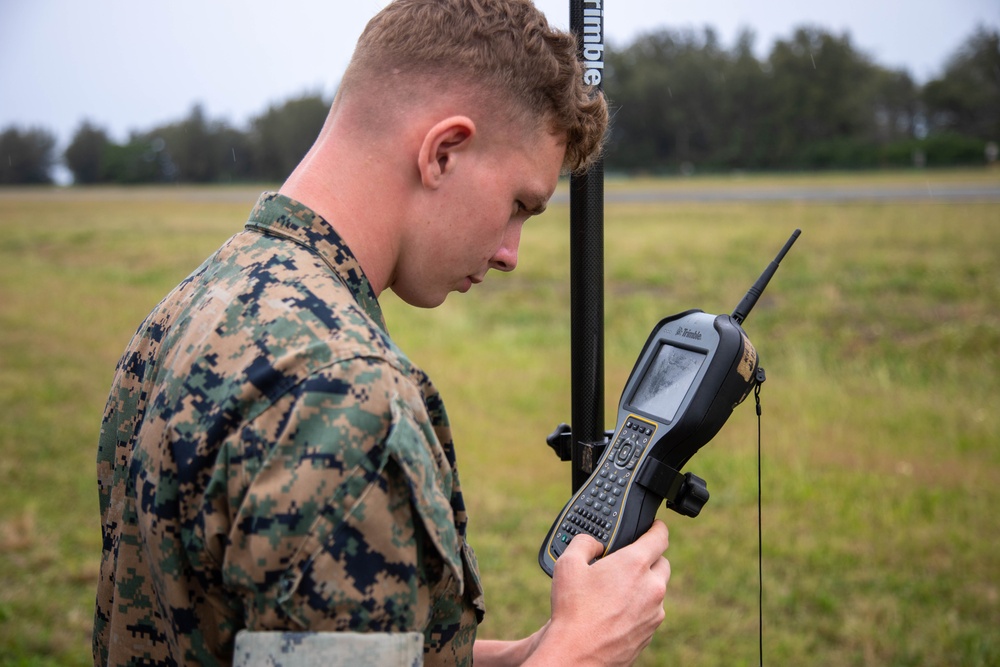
[390,285,450,309]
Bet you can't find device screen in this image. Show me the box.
[629,343,707,421]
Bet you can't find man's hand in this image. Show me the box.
[522,520,671,666]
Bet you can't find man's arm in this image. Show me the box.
[472,623,550,666]
[223,360,473,643]
[474,520,671,667]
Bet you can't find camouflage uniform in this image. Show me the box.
[95,193,485,666]
[231,630,423,667]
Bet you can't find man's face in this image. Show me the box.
[391,127,566,308]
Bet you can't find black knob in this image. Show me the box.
[546,423,573,461]
[674,472,710,517]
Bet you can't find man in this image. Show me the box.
[94,0,671,665]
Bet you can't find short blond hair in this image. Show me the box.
[342,0,608,173]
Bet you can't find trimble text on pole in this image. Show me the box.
[581,0,604,86]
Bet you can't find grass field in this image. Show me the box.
[1,170,998,666]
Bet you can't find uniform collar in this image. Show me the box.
[244,192,386,331]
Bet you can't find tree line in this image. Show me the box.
[1,24,997,185]
[605,24,999,172]
[0,93,331,186]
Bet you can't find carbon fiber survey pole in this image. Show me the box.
[569,0,605,492]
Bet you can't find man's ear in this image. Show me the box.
[418,116,476,189]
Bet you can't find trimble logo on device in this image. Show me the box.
[581,0,604,86]
[676,327,703,340]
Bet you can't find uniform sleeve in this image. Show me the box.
[219,356,471,650]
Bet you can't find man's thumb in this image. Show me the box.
[560,532,605,565]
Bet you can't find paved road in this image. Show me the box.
[551,182,1000,204]
[2,181,998,204]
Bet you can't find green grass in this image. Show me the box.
[1,171,998,665]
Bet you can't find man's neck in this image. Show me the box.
[279,127,408,299]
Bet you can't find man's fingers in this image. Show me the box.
[561,532,605,563]
[624,519,669,562]
[558,520,669,574]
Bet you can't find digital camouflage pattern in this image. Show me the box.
[231,630,422,667]
[95,193,484,666]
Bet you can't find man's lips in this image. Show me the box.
[459,275,484,293]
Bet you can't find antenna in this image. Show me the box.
[731,229,801,325]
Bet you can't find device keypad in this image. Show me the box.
[613,418,653,470]
[550,416,657,556]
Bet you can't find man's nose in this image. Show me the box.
[489,223,522,272]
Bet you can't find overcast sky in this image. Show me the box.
[1,0,998,149]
